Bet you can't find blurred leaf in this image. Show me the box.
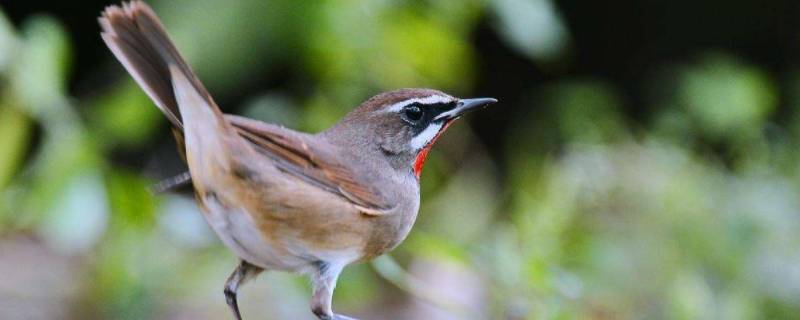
[10,15,71,119]
[404,231,471,265]
[542,79,627,144]
[153,0,304,93]
[426,0,484,35]
[670,271,714,320]
[16,130,102,226]
[377,10,475,91]
[302,89,354,132]
[0,103,31,189]
[106,170,158,230]
[0,7,19,72]
[678,53,777,139]
[489,0,570,62]
[240,93,300,128]
[4,14,108,230]
[87,81,162,148]
[38,171,109,254]
[306,1,475,92]
[334,263,380,311]
[158,195,215,249]
[93,228,160,320]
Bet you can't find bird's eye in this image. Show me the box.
[404,105,424,122]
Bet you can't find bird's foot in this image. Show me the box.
[224,287,242,320]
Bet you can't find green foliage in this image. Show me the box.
[2,1,800,319]
[677,54,777,139]
[88,81,162,148]
[0,104,31,189]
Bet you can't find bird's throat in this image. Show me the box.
[413,120,455,179]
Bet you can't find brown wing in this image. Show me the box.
[225,115,391,215]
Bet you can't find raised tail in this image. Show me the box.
[100,1,241,184]
[99,0,224,130]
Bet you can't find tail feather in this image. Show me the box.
[99,0,222,129]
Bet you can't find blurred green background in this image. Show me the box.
[2,0,800,319]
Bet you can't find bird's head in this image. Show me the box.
[324,88,497,179]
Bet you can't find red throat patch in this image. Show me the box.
[413,120,455,179]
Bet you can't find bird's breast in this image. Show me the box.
[361,180,421,259]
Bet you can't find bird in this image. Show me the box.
[98,1,497,319]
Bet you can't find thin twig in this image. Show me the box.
[371,255,470,317]
[150,171,192,194]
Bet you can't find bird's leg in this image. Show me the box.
[224,260,263,320]
[310,261,357,320]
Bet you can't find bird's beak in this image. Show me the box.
[434,97,498,121]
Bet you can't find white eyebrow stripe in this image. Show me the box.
[386,95,452,113]
[409,122,443,150]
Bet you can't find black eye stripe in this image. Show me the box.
[427,102,457,113]
[398,101,456,132]
[400,102,456,112]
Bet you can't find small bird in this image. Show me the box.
[99,2,496,319]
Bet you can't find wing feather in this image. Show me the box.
[226,115,390,215]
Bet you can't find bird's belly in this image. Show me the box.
[201,192,308,271]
